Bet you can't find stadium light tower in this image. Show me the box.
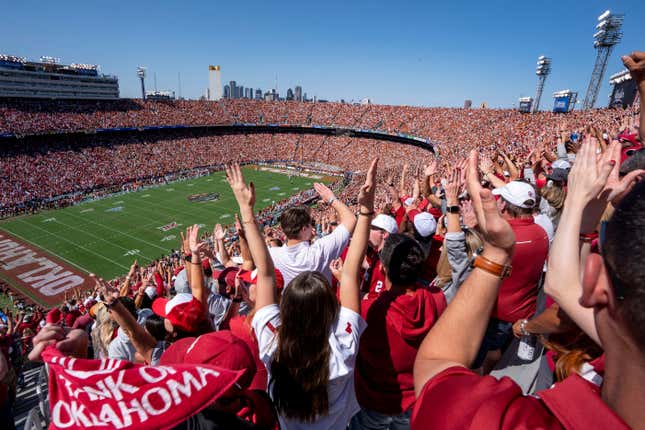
[582,10,624,109]
[532,56,551,113]
[137,66,147,100]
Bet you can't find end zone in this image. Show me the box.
[0,230,93,307]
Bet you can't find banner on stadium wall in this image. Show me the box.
[0,230,93,307]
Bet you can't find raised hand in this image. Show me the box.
[225,163,256,209]
[213,223,226,241]
[313,182,336,203]
[602,140,645,205]
[445,167,461,205]
[460,199,478,229]
[357,158,379,212]
[329,258,344,282]
[479,156,493,175]
[622,51,645,84]
[567,138,614,207]
[424,159,437,177]
[187,224,206,254]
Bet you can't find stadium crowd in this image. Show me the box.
[0,52,644,429]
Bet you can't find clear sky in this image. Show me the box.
[2,0,645,107]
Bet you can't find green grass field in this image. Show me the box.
[0,167,326,280]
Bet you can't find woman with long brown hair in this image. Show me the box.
[226,160,376,429]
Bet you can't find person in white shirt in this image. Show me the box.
[269,182,357,287]
[225,160,377,429]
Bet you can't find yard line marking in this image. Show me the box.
[9,221,129,270]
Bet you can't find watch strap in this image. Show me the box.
[446,205,460,214]
[472,254,512,278]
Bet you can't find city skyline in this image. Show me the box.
[2,0,645,107]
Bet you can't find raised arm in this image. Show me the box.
[313,182,356,233]
[234,215,255,271]
[622,52,645,143]
[340,158,378,313]
[414,150,516,396]
[226,163,276,311]
[187,225,208,306]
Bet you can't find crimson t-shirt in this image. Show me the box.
[493,217,549,322]
[411,366,629,429]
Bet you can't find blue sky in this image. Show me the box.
[2,0,644,107]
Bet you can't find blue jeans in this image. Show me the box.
[350,408,411,430]
[472,318,514,368]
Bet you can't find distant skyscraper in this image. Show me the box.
[224,85,230,99]
[286,88,294,100]
[208,65,222,100]
[255,89,262,100]
[239,85,244,99]
[229,81,237,99]
[303,92,308,102]
[295,86,302,101]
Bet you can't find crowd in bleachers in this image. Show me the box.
[0,52,644,430]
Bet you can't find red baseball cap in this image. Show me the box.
[239,268,285,290]
[212,266,240,289]
[152,293,209,333]
[160,330,257,389]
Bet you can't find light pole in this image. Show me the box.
[532,56,551,113]
[137,66,147,100]
[582,10,624,109]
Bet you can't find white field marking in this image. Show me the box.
[141,194,151,198]
[42,217,56,223]
[292,187,300,190]
[104,206,124,213]
[80,208,94,213]
[114,201,124,204]
[47,206,169,253]
[197,223,206,228]
[278,192,286,196]
[269,186,280,191]
[206,178,214,182]
[166,188,175,192]
[262,198,271,202]
[0,227,93,273]
[12,219,130,270]
[161,235,177,242]
[123,249,141,256]
[220,214,231,219]
[187,183,195,187]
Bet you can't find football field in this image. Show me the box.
[0,167,327,282]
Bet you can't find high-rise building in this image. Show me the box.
[207,65,222,100]
[223,85,230,99]
[286,88,294,100]
[255,89,262,100]
[294,86,302,101]
[303,92,308,102]
[229,81,237,99]
[239,85,244,99]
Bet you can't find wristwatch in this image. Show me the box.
[446,205,460,214]
[470,249,512,279]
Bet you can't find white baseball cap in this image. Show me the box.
[411,211,437,238]
[371,214,398,234]
[492,181,537,209]
[551,159,571,170]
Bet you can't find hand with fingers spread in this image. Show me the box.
[445,167,461,206]
[461,199,478,229]
[213,223,226,241]
[566,138,615,207]
[187,224,206,254]
[602,140,645,205]
[225,163,256,210]
[424,160,437,178]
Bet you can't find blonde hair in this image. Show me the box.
[91,303,117,359]
[541,182,567,211]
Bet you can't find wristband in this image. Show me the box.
[359,211,375,216]
[579,232,598,243]
[470,254,512,279]
[446,205,460,214]
[327,197,337,205]
[232,298,242,303]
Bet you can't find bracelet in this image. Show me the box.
[359,211,375,216]
[470,254,512,278]
[327,197,337,205]
[579,232,598,242]
[242,219,256,224]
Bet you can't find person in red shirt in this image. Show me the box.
[473,179,549,370]
[412,139,644,429]
[352,233,446,429]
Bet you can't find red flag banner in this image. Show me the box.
[42,346,243,430]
